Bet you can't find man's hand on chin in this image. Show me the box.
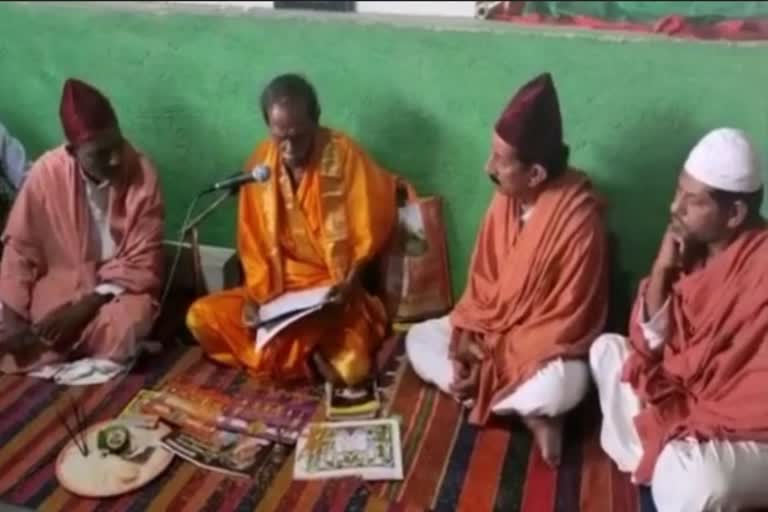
[32,293,110,350]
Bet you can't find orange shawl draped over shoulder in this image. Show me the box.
[451,170,608,424]
[623,226,768,484]
[237,128,397,303]
[0,145,165,323]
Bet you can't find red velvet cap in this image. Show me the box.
[494,73,563,162]
[59,78,118,146]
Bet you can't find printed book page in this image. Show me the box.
[255,286,332,350]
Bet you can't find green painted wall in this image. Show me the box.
[0,3,766,310]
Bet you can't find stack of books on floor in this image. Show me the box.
[120,380,320,478]
[291,379,403,481]
[290,380,404,481]
[324,380,381,420]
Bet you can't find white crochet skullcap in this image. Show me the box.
[684,128,763,193]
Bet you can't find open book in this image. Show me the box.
[254,286,333,350]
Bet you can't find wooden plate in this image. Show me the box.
[55,419,174,498]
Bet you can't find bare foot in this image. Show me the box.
[522,415,564,467]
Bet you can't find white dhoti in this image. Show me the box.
[405,315,589,417]
[590,333,768,512]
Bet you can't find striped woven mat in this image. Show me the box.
[0,336,653,512]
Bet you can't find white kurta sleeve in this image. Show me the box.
[637,297,670,351]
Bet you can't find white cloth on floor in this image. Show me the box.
[405,315,589,417]
[28,357,130,385]
[5,336,160,385]
[590,333,768,512]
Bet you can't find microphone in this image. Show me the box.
[201,165,271,194]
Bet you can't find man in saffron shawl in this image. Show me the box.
[406,73,609,466]
[0,78,165,374]
[186,74,397,387]
[591,128,768,511]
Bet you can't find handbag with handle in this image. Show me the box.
[379,179,453,323]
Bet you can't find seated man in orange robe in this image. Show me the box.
[0,79,166,377]
[186,74,398,387]
[406,73,609,466]
[591,128,768,512]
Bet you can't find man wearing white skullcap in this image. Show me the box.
[590,128,768,511]
[683,127,763,193]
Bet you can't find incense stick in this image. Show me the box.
[57,407,87,457]
[57,395,89,457]
[70,396,89,456]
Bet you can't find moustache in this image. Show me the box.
[670,216,699,245]
[670,215,688,234]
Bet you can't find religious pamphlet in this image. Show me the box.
[130,380,320,445]
[119,382,319,478]
[293,418,403,481]
[161,429,283,479]
[216,382,322,444]
[254,286,333,349]
[120,389,162,418]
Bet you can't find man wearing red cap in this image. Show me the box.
[0,78,165,376]
[406,73,609,466]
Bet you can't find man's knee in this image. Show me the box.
[550,360,590,413]
[493,359,589,417]
[405,317,453,392]
[85,294,155,361]
[652,442,733,512]
[96,293,153,328]
[404,330,419,368]
[406,316,447,357]
[185,296,207,333]
[405,332,429,379]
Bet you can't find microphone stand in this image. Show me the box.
[181,189,234,236]
[157,188,236,322]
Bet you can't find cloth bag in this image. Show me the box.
[379,180,453,323]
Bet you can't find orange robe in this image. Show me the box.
[450,170,609,424]
[187,128,397,386]
[623,225,768,484]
